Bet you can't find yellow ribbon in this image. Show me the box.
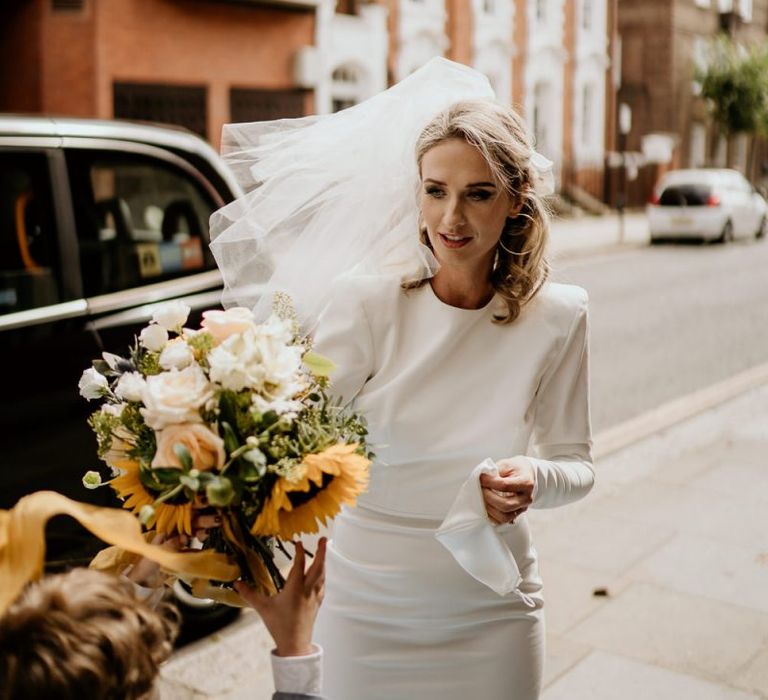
[0,491,240,616]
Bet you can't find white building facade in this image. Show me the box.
[525,0,567,169]
[572,0,610,170]
[296,0,613,198]
[471,0,515,106]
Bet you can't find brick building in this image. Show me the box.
[0,0,325,147]
[0,0,618,201]
[617,0,768,205]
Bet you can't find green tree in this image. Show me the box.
[698,36,768,175]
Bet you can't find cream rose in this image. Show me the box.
[159,338,195,370]
[139,324,169,352]
[151,423,225,471]
[152,300,190,331]
[115,372,146,402]
[207,314,303,396]
[140,365,213,430]
[201,307,257,344]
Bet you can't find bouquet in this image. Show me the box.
[78,295,371,598]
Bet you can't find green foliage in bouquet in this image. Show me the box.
[79,297,371,595]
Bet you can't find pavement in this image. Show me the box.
[159,210,768,699]
[547,209,650,259]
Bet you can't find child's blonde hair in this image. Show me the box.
[0,568,179,700]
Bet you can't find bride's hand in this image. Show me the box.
[479,457,536,525]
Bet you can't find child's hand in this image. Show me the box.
[126,514,221,586]
[235,538,327,657]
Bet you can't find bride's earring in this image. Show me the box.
[498,236,517,256]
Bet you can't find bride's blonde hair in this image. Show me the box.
[409,99,550,324]
[0,568,179,700]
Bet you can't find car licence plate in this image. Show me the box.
[670,216,693,226]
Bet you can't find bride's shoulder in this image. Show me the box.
[526,282,588,324]
[328,274,402,313]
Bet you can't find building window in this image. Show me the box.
[533,82,550,154]
[732,133,748,172]
[335,0,359,14]
[483,0,496,13]
[714,133,728,167]
[582,0,593,30]
[331,64,365,113]
[535,0,547,23]
[581,84,593,147]
[113,83,207,139]
[51,0,84,10]
[689,123,707,168]
[229,89,306,123]
[738,0,752,21]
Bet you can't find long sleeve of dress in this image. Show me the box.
[528,292,594,509]
[312,282,375,407]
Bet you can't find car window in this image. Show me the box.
[0,151,62,314]
[659,184,711,206]
[66,150,218,297]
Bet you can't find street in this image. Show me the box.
[552,237,768,432]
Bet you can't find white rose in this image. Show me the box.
[252,394,302,419]
[208,327,303,395]
[100,402,126,417]
[115,372,146,402]
[201,307,257,344]
[259,314,295,345]
[152,300,191,331]
[140,366,214,430]
[159,338,195,370]
[78,367,109,400]
[139,324,169,352]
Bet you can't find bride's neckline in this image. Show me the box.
[426,280,496,313]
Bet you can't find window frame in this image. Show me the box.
[62,138,226,298]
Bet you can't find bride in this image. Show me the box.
[211,58,594,700]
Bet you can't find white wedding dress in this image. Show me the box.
[312,278,594,700]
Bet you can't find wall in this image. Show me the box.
[0,0,44,112]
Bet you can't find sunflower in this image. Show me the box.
[110,459,192,536]
[251,443,369,540]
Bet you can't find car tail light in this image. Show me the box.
[707,194,721,206]
[648,193,660,205]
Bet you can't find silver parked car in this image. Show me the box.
[0,115,243,643]
[647,168,767,243]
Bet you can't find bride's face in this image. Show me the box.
[419,138,521,270]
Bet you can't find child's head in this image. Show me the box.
[0,567,179,700]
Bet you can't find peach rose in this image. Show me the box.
[151,423,225,471]
[200,307,257,344]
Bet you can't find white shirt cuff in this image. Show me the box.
[271,644,323,695]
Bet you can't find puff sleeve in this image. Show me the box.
[528,291,594,509]
[311,282,375,406]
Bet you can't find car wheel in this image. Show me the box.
[716,219,734,244]
[755,216,766,240]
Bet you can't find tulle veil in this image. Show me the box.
[209,58,552,333]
